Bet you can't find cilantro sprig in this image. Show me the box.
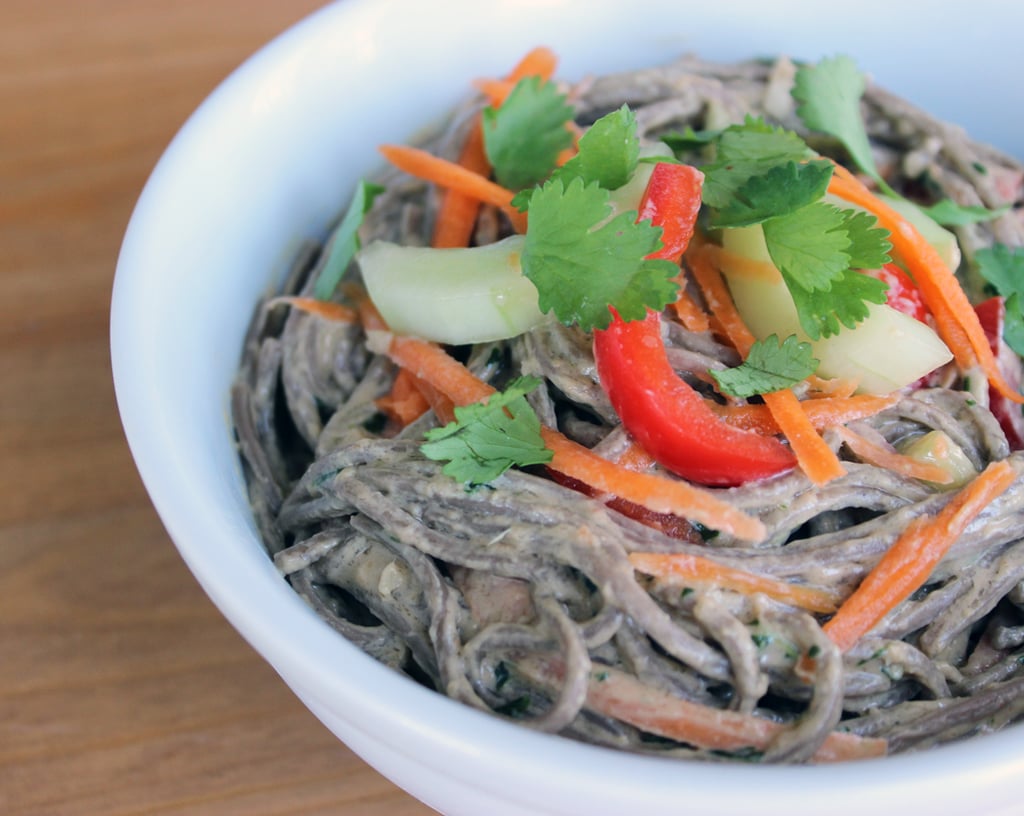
[976,244,1024,355]
[420,375,553,487]
[482,75,575,190]
[519,177,677,331]
[698,117,893,339]
[793,56,1007,227]
[712,334,819,398]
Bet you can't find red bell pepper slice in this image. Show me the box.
[593,163,797,487]
[974,296,1024,450]
[863,262,929,323]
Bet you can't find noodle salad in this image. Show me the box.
[232,48,1024,763]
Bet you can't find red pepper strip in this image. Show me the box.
[863,262,930,323]
[595,310,797,486]
[593,163,797,487]
[975,296,1024,450]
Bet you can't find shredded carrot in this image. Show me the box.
[823,459,1017,652]
[832,424,953,485]
[710,393,899,435]
[671,282,712,333]
[503,45,559,84]
[629,551,841,614]
[379,144,527,233]
[804,374,860,399]
[518,657,886,762]
[689,247,846,485]
[375,368,432,427]
[431,122,491,248]
[378,330,765,542]
[826,164,1023,405]
[271,296,358,324]
[611,441,658,473]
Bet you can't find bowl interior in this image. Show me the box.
[111,1,1024,814]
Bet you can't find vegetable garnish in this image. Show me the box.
[434,46,559,248]
[792,55,895,197]
[793,55,1008,228]
[630,551,840,613]
[373,325,766,542]
[711,334,819,399]
[711,393,899,435]
[378,144,527,232]
[689,247,846,485]
[517,656,887,762]
[827,162,1024,404]
[520,177,677,331]
[695,117,893,340]
[823,459,1017,653]
[312,180,385,300]
[421,375,553,486]
[482,75,575,190]
[546,105,640,192]
[976,243,1024,356]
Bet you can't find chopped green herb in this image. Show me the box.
[711,334,819,398]
[792,55,895,196]
[313,180,385,300]
[751,633,773,649]
[976,244,1024,356]
[519,176,677,331]
[807,644,821,659]
[551,105,639,191]
[699,117,814,209]
[710,159,834,229]
[495,695,532,718]
[921,199,1010,227]
[483,75,575,190]
[420,376,552,486]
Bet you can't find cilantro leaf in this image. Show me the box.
[710,159,833,229]
[761,202,890,339]
[711,334,819,398]
[313,180,385,300]
[792,55,895,195]
[519,177,678,331]
[923,199,1011,227]
[483,75,575,190]
[661,126,721,153]
[420,376,552,486]
[761,202,855,291]
[700,117,814,209]
[842,208,893,269]
[552,105,639,191]
[976,244,1024,356]
[788,267,889,338]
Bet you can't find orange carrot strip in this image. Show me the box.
[504,45,559,84]
[710,394,899,435]
[612,441,658,473]
[805,374,860,399]
[433,48,559,248]
[379,331,765,543]
[375,368,432,427]
[827,164,1023,404]
[823,459,1017,652]
[629,551,841,614]
[671,284,712,333]
[689,248,846,485]
[832,424,953,485]
[518,657,886,762]
[272,296,358,324]
[379,144,527,233]
[431,120,491,248]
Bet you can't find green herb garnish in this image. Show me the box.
[313,180,385,300]
[711,334,819,398]
[420,375,552,486]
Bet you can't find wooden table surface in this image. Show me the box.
[1,2,434,813]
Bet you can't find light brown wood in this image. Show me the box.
[1,2,434,813]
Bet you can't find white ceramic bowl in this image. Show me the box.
[111,1,1024,813]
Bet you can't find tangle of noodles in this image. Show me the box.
[232,55,1024,763]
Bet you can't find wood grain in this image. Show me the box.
[0,2,433,813]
